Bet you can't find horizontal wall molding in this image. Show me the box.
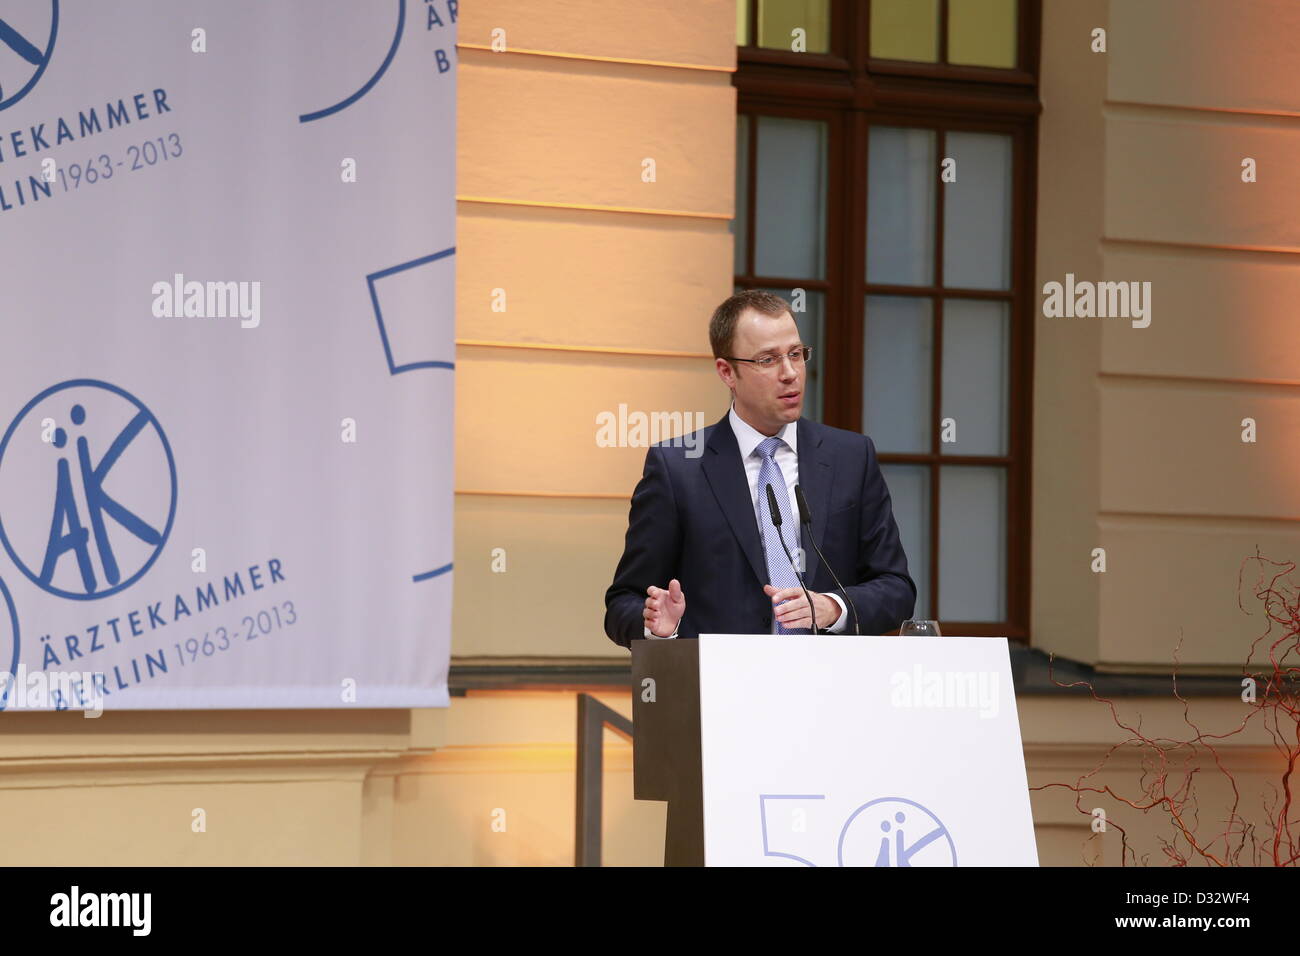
[1099,510,1300,528]
[1101,235,1300,260]
[457,195,731,221]
[1096,369,1300,391]
[1106,99,1300,127]
[0,748,424,790]
[450,660,632,695]
[456,489,631,501]
[457,339,712,360]
[457,42,733,74]
[1026,742,1284,772]
[438,650,1255,697]
[416,743,634,776]
[452,656,628,667]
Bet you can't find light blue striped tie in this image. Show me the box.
[755,436,809,635]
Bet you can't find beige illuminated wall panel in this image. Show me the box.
[454,0,738,660]
[1034,0,1300,671]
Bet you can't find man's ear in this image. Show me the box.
[714,356,735,390]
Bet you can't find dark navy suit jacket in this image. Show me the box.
[603,412,917,648]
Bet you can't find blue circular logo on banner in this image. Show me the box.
[298,0,404,124]
[0,577,19,711]
[837,797,957,867]
[0,3,58,112]
[0,379,177,601]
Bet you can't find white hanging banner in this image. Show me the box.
[0,0,457,710]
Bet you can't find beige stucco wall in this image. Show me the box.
[1019,0,1296,862]
[453,0,736,660]
[1033,0,1300,673]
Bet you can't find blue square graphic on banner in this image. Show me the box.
[367,248,456,375]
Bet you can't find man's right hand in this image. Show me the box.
[643,579,685,637]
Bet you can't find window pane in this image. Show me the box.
[757,287,824,422]
[870,0,939,62]
[867,126,936,286]
[880,464,931,620]
[938,466,1006,621]
[737,0,751,45]
[948,0,1018,68]
[758,0,830,53]
[942,131,1012,290]
[940,299,1009,456]
[734,115,749,273]
[754,117,827,279]
[863,295,932,454]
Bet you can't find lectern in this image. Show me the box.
[632,634,1038,867]
[631,638,706,866]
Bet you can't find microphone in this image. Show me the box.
[794,484,861,636]
[765,482,818,636]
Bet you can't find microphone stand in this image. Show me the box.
[765,482,818,636]
[794,484,861,636]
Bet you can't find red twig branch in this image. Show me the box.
[1031,550,1299,866]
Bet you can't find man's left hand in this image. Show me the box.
[764,585,837,630]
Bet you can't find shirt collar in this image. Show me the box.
[728,404,798,460]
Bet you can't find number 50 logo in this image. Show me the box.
[759,794,958,867]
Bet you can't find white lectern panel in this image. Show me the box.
[698,635,1038,866]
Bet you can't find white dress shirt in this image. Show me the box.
[645,405,848,638]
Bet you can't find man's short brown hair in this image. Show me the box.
[708,290,792,360]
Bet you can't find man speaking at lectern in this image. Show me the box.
[604,290,916,647]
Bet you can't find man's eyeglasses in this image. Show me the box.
[723,346,813,371]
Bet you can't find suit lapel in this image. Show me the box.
[796,418,833,586]
[702,413,767,587]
